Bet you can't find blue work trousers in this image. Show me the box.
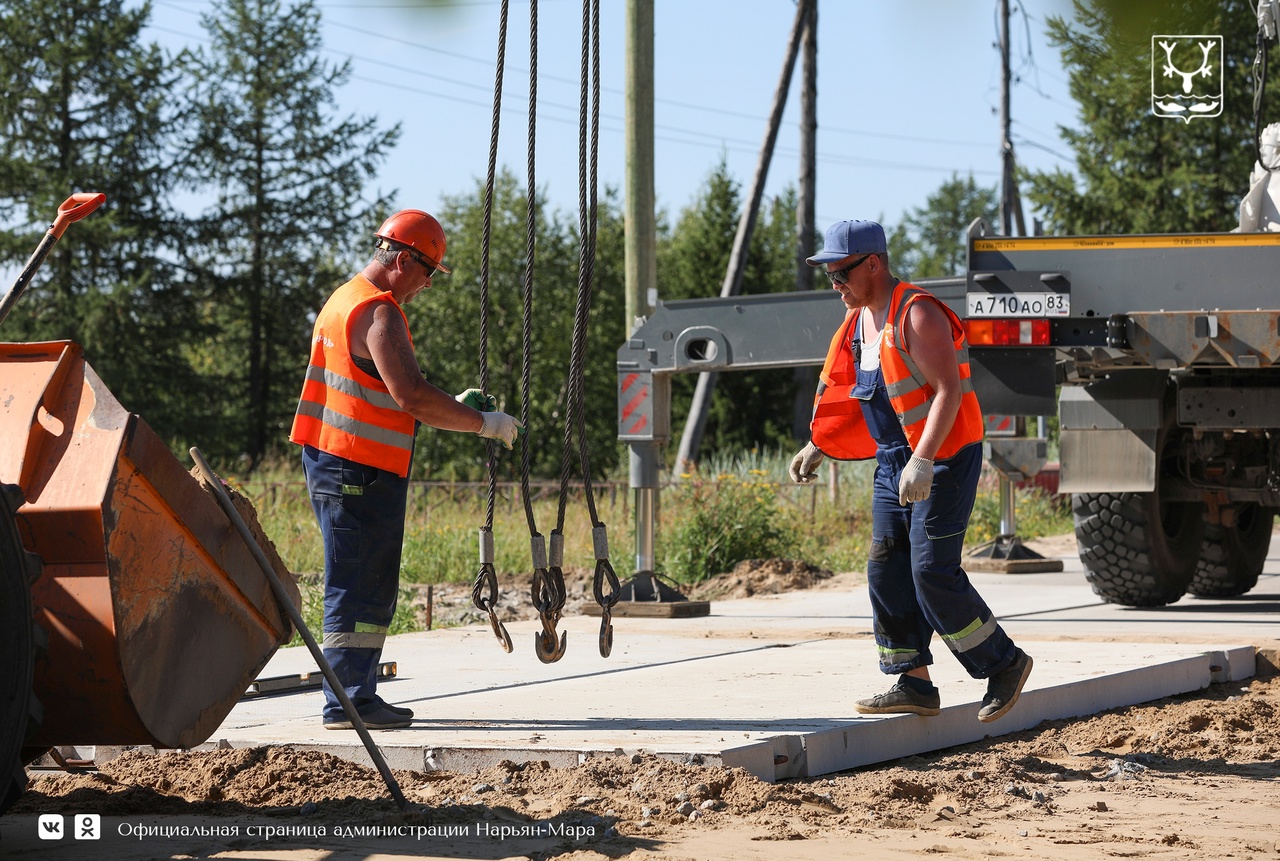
[301,445,408,721]
[852,343,1016,680]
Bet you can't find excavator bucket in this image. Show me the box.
[0,340,299,750]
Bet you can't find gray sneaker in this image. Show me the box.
[854,678,941,716]
[978,649,1033,723]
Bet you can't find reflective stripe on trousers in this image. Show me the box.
[857,361,1017,680]
[302,444,408,721]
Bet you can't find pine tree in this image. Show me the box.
[180,0,397,465]
[888,174,999,279]
[1026,0,1276,234]
[0,0,201,443]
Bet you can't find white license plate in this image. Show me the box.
[966,292,1070,317]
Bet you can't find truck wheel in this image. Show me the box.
[0,483,42,814]
[1189,505,1275,598]
[1073,490,1204,607]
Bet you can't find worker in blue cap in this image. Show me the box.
[792,219,1032,723]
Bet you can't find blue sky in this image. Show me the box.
[145,0,1080,239]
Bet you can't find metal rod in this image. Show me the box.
[188,447,412,814]
[999,473,1017,537]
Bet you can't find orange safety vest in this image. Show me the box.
[289,275,418,477]
[810,281,984,461]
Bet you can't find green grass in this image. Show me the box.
[237,449,1070,640]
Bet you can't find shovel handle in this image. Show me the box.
[50,193,106,239]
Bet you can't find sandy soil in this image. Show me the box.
[6,676,1279,859]
[6,539,1279,859]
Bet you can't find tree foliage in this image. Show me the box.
[409,170,627,481]
[1026,0,1278,234]
[657,159,807,463]
[0,0,203,442]
[887,174,999,279]
[179,0,398,464]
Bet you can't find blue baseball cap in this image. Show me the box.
[805,220,887,266]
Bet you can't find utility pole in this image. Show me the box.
[999,0,1026,237]
[625,0,656,333]
[674,0,812,472]
[792,0,818,441]
[625,0,660,576]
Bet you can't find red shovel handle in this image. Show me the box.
[50,192,106,239]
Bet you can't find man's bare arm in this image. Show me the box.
[362,301,482,433]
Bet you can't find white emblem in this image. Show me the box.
[1152,35,1223,122]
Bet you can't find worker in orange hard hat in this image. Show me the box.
[290,208,522,730]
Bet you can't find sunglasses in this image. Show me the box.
[825,255,872,285]
[406,250,437,278]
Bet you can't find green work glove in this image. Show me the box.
[455,387,498,412]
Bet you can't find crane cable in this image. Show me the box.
[516,0,571,665]
[549,0,620,658]
[470,0,513,654]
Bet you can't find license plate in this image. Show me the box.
[966,292,1070,317]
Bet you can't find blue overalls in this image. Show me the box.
[852,314,1017,680]
[302,444,409,722]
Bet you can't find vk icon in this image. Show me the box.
[37,813,63,839]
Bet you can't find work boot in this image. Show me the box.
[376,698,414,719]
[854,677,941,716]
[323,705,412,730]
[978,649,1033,723]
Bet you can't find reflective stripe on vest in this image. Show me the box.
[810,281,984,461]
[289,275,417,477]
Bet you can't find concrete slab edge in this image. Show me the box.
[793,648,1252,780]
[191,740,732,777]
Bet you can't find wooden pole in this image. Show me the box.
[674,0,812,472]
[792,0,819,442]
[625,0,656,334]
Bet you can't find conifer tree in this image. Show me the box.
[1026,0,1276,234]
[0,0,201,442]
[180,0,397,464]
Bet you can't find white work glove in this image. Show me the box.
[477,410,524,450]
[898,455,935,505]
[789,441,825,484]
[455,387,498,412]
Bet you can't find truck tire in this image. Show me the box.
[1073,490,1204,607]
[0,483,42,814]
[1189,505,1275,598]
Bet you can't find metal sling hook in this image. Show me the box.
[472,529,512,653]
[531,566,568,663]
[590,525,620,657]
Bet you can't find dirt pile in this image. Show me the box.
[13,676,1280,859]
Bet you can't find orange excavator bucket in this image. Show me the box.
[0,340,298,750]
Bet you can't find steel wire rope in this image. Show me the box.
[563,0,621,657]
[470,0,513,654]
[546,0,617,658]
[515,0,568,664]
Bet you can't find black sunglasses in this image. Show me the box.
[825,255,872,285]
[405,250,437,278]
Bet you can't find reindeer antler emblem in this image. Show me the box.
[1158,39,1215,94]
[1152,35,1223,122]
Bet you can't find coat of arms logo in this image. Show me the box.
[1151,35,1224,121]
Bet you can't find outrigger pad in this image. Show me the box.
[581,571,711,618]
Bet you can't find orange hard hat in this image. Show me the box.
[373,209,451,274]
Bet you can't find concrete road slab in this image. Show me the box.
[162,535,1279,782]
